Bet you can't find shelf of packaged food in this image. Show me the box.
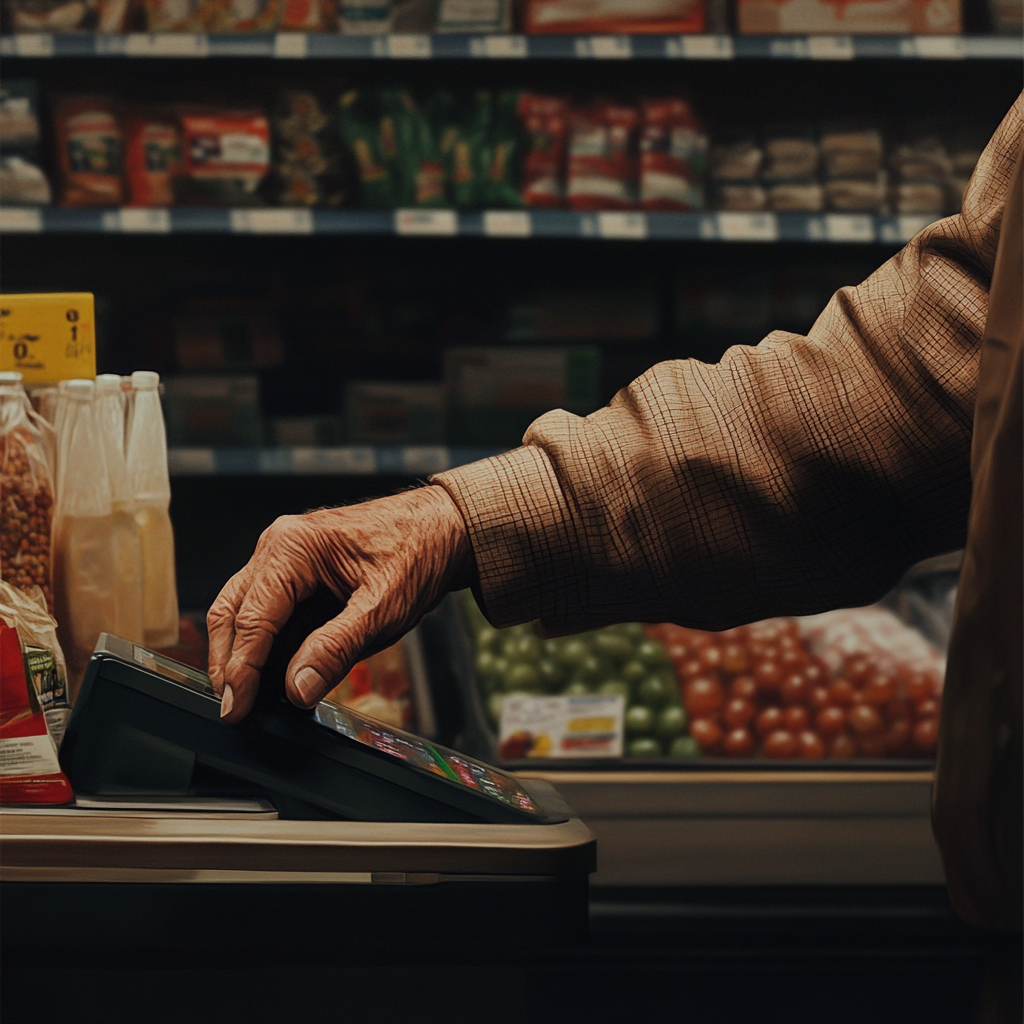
[0,206,941,242]
[167,445,506,475]
[0,32,1020,61]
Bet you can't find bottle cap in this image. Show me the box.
[66,379,95,400]
[0,371,23,385]
[96,373,123,393]
[131,370,160,391]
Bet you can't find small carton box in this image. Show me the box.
[164,374,263,447]
[737,0,961,33]
[0,292,96,385]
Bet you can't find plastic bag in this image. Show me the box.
[125,371,179,650]
[639,98,707,211]
[0,579,70,744]
[566,103,640,211]
[54,95,124,208]
[177,108,270,207]
[52,378,117,694]
[480,91,523,209]
[203,0,283,31]
[339,89,399,210]
[122,110,181,208]
[518,94,567,208]
[3,0,127,30]
[96,374,145,644]
[1,372,56,615]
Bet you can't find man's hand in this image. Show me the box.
[207,485,472,723]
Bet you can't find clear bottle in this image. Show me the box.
[126,370,179,649]
[52,378,118,696]
[96,374,145,644]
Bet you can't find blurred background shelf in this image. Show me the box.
[1,32,1020,61]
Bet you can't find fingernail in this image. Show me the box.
[294,668,323,706]
[220,684,234,718]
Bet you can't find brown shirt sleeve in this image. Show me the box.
[433,94,1024,635]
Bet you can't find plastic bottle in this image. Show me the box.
[126,370,179,649]
[95,374,145,644]
[52,379,118,695]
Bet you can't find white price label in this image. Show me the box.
[394,209,458,235]
[597,212,648,239]
[808,35,854,59]
[470,34,527,57]
[575,35,632,58]
[273,32,308,58]
[716,212,779,241]
[14,33,54,57]
[769,37,809,58]
[963,37,1022,58]
[292,447,377,474]
[386,34,432,58]
[116,208,172,233]
[483,210,532,237]
[0,207,43,233]
[825,214,874,242]
[124,33,209,57]
[912,35,964,59]
[402,447,450,474]
[678,35,734,59]
[167,448,216,475]
[230,209,313,234]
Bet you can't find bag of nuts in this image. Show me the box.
[0,372,56,616]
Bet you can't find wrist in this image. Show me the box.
[424,484,477,592]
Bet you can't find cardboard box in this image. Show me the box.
[737,0,961,33]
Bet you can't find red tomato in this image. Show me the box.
[762,729,798,759]
[755,706,784,738]
[723,697,755,729]
[779,646,809,672]
[916,698,940,719]
[690,717,723,752]
[783,706,810,732]
[829,678,856,706]
[912,718,939,754]
[680,658,705,680]
[667,642,688,662]
[780,673,810,706]
[906,671,937,702]
[721,643,749,675]
[803,660,828,687]
[886,697,915,721]
[848,705,883,736]
[723,727,755,757]
[683,676,724,716]
[845,656,872,684]
[815,706,846,736]
[829,734,858,759]
[754,660,783,691]
[797,730,825,760]
[687,632,713,650]
[730,675,758,701]
[858,735,888,758]
[862,674,896,706]
[884,718,912,753]
[809,686,831,710]
[699,645,724,672]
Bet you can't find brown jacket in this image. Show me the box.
[434,94,1023,929]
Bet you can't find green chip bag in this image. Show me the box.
[338,90,397,210]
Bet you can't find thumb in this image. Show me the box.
[285,592,377,708]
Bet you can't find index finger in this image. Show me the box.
[206,565,252,693]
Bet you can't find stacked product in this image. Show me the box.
[272,90,346,208]
[0,81,51,206]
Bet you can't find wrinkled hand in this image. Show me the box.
[207,485,473,723]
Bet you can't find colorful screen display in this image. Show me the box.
[313,702,541,816]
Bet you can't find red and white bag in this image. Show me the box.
[566,103,640,211]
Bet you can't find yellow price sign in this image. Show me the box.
[0,292,96,385]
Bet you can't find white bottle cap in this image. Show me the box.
[96,373,123,393]
[131,370,160,391]
[66,378,95,400]
[0,371,23,385]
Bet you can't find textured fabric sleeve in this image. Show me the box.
[432,94,1024,635]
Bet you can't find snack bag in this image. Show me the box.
[339,90,399,209]
[481,91,523,209]
[1,372,55,615]
[53,95,123,208]
[122,111,181,208]
[202,0,283,31]
[4,0,128,30]
[280,0,336,28]
[0,579,70,745]
[432,91,483,210]
[382,89,444,208]
[0,620,73,804]
[566,103,640,211]
[144,0,203,29]
[125,371,179,651]
[639,98,707,212]
[518,94,567,208]
[52,379,118,696]
[177,108,270,207]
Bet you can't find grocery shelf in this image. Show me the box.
[0,206,941,243]
[0,32,1020,61]
[167,445,506,475]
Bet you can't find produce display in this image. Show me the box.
[465,595,944,761]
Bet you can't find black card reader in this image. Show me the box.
[60,634,570,825]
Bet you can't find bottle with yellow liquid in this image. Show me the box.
[126,371,179,650]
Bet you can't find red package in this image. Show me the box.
[639,99,708,212]
[518,94,568,209]
[0,622,73,804]
[179,108,271,205]
[53,95,124,208]
[525,0,705,33]
[122,112,181,208]
[566,103,640,212]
